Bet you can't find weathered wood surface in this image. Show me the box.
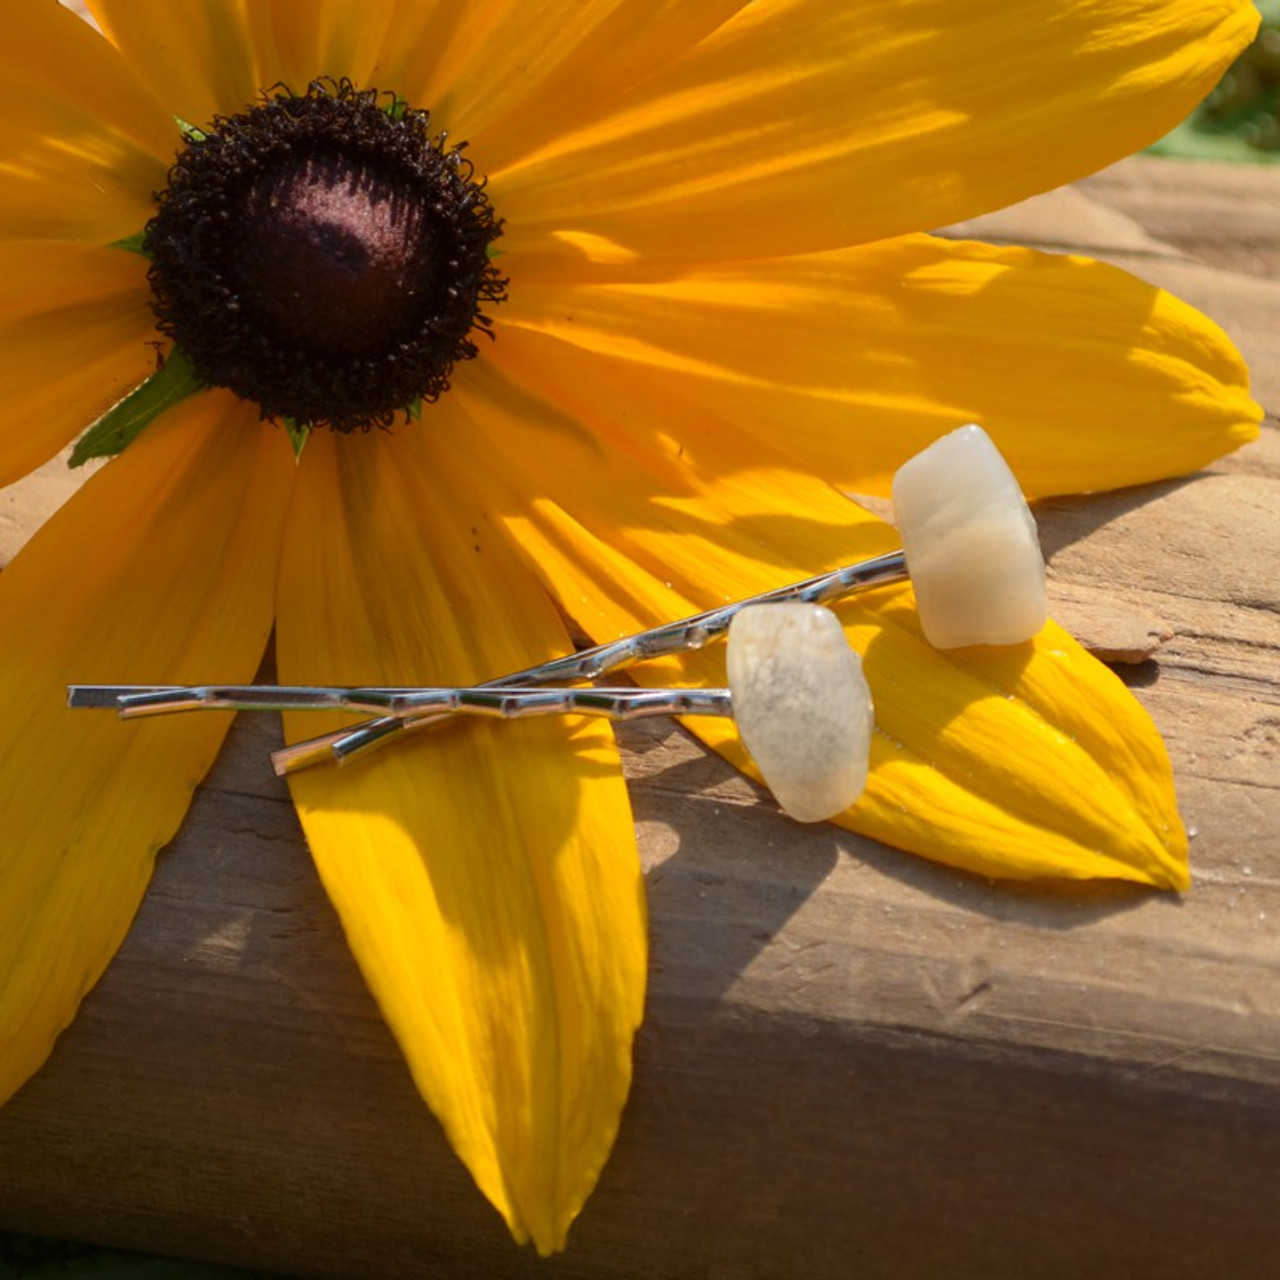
[1,156,1278,1279]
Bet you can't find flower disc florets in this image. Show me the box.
[143,79,506,432]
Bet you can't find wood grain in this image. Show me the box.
[1,157,1278,1280]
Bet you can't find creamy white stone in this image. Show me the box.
[891,424,1047,649]
[727,603,873,823]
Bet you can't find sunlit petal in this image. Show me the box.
[0,241,156,487]
[89,0,262,127]
[496,0,1258,262]
[241,0,401,98]
[501,234,1261,498]
[0,391,295,1106]
[0,2,173,241]
[275,425,646,1254]
[385,0,746,170]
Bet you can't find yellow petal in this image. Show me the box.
[495,0,1258,262]
[0,241,156,487]
[0,391,295,1107]
[0,2,174,241]
[455,356,1187,889]
[501,234,1261,499]
[90,0,262,128]
[382,0,744,170]
[241,0,401,100]
[275,425,646,1254]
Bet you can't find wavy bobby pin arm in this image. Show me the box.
[268,549,908,775]
[70,602,876,824]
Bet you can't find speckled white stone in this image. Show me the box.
[891,424,1047,649]
[727,603,873,824]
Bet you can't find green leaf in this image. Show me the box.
[68,347,203,468]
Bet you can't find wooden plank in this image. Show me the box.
[1,157,1278,1279]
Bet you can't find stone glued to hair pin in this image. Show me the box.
[727,603,874,823]
[892,424,1048,650]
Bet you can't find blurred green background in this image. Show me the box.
[1150,0,1280,163]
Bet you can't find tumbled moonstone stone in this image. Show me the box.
[891,424,1047,649]
[727,603,873,823]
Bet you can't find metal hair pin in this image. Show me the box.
[72,602,874,824]
[68,425,1048,818]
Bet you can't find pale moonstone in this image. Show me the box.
[891,424,1047,649]
[727,603,873,823]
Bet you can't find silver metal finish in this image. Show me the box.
[271,549,906,774]
[69,684,412,717]
[67,683,735,723]
[69,548,907,775]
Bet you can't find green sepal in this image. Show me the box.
[109,230,151,258]
[284,419,311,458]
[68,347,203,468]
[175,115,208,143]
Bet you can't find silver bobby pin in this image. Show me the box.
[69,682,736,721]
[68,547,901,775]
[70,603,877,824]
[274,547,905,775]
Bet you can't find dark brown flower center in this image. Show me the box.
[235,153,438,358]
[143,79,505,432]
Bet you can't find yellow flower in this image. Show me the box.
[0,0,1262,1255]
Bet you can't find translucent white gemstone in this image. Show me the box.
[891,424,1047,649]
[727,603,873,823]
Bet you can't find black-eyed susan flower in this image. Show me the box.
[0,0,1262,1255]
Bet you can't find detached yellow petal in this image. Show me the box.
[503,235,1260,499]
[275,426,646,1254]
[0,241,156,487]
[0,392,294,1107]
[0,2,173,241]
[460,357,1187,888]
[497,0,1257,262]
